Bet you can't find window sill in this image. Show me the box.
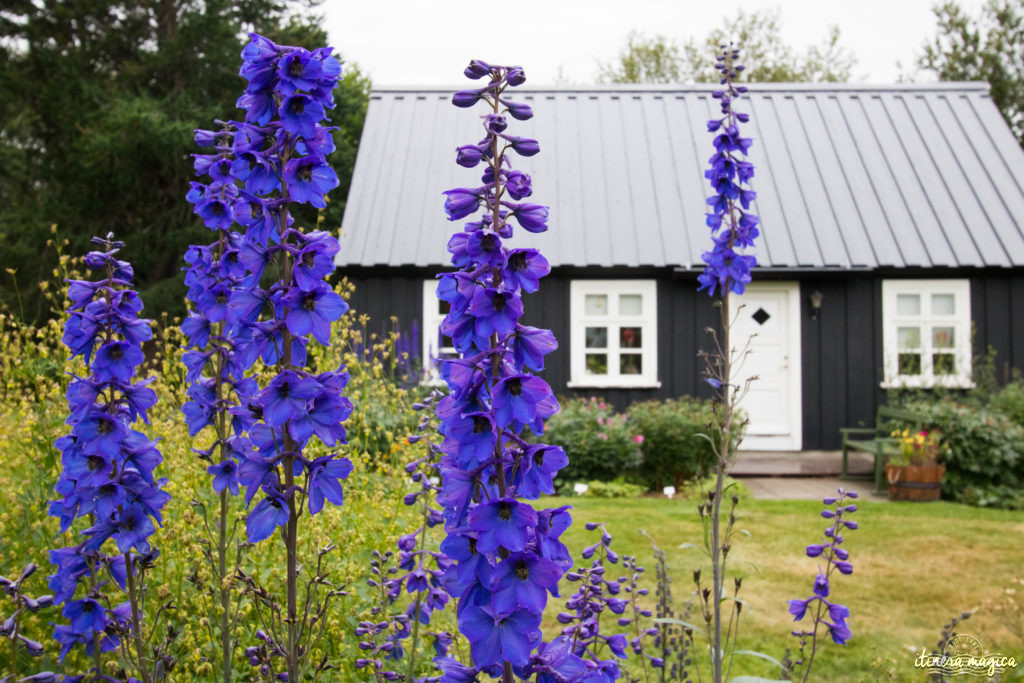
[880,379,976,390]
[567,380,662,390]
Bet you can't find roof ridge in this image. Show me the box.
[370,82,992,95]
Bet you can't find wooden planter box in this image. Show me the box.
[886,463,945,501]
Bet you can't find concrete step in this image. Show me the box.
[731,450,874,477]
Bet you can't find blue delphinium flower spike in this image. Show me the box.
[48,236,168,670]
[433,61,587,678]
[698,47,759,297]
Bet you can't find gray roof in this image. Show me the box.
[337,83,1024,270]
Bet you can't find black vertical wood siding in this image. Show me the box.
[798,277,882,449]
[343,268,1024,450]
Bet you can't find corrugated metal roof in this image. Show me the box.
[336,83,1024,269]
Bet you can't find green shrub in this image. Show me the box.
[991,379,1024,427]
[906,399,1024,508]
[626,397,720,489]
[540,397,642,486]
[579,478,646,498]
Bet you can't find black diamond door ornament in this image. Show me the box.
[752,307,771,325]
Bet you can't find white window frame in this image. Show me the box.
[421,279,458,383]
[881,279,972,389]
[568,280,659,388]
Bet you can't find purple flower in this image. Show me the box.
[468,499,537,553]
[502,249,549,293]
[505,170,532,199]
[441,412,497,469]
[456,145,485,167]
[510,325,557,372]
[284,155,339,208]
[813,573,829,598]
[281,284,348,345]
[305,456,353,514]
[443,188,483,220]
[468,288,523,337]
[515,445,568,497]
[826,619,852,645]
[278,94,326,138]
[288,393,351,446]
[490,552,561,614]
[208,460,240,495]
[246,491,289,543]
[62,599,105,634]
[492,375,558,429]
[93,341,144,383]
[434,61,564,671]
[258,370,322,426]
[458,604,541,667]
[276,49,322,92]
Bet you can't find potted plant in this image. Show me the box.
[886,428,945,501]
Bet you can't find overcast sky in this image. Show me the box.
[322,0,986,86]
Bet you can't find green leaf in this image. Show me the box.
[729,677,791,683]
[733,649,789,670]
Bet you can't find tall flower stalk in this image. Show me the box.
[786,489,858,681]
[696,45,759,683]
[434,61,584,679]
[50,235,173,681]
[223,33,352,682]
[182,120,256,682]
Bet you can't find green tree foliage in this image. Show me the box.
[597,9,856,84]
[595,30,684,84]
[0,0,370,320]
[918,0,1024,145]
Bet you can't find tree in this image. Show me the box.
[596,9,856,85]
[0,0,370,320]
[596,30,684,84]
[918,0,1024,145]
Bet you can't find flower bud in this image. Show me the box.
[506,66,526,86]
[464,59,492,79]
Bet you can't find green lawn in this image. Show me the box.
[548,494,1024,682]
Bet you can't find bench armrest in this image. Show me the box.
[840,427,877,437]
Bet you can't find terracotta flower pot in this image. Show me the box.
[886,463,945,501]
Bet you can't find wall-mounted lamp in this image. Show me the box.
[810,290,825,321]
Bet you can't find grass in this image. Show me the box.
[549,494,1024,682]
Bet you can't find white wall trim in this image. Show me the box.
[881,279,972,388]
[569,280,658,388]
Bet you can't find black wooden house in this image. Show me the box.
[335,83,1024,451]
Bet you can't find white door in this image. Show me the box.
[729,282,802,451]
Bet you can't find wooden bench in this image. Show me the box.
[840,406,928,494]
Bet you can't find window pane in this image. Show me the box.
[932,326,954,349]
[619,294,642,316]
[934,354,956,375]
[896,294,921,316]
[585,354,608,375]
[620,327,642,348]
[899,353,922,375]
[897,327,921,349]
[585,327,607,349]
[620,353,642,375]
[439,299,450,315]
[585,294,608,315]
[931,294,955,315]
